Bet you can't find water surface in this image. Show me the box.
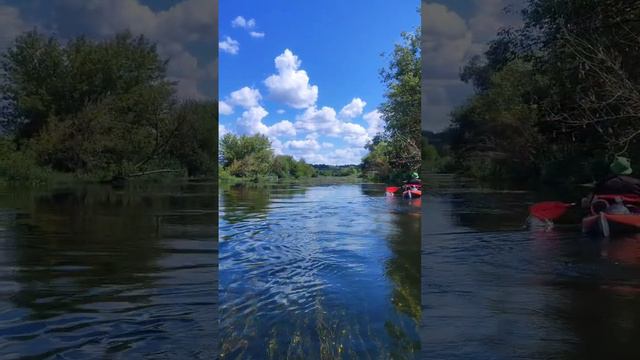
[219,183,421,359]
[0,181,217,359]
[423,174,640,359]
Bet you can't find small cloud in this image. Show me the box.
[285,138,321,151]
[339,98,367,119]
[363,110,384,137]
[249,31,265,38]
[219,124,230,138]
[231,16,255,29]
[219,36,239,54]
[219,100,233,115]
[229,86,262,109]
[277,109,286,114]
[269,120,296,137]
[236,106,270,135]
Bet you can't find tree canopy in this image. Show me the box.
[445,0,640,185]
[0,30,216,182]
[363,27,421,182]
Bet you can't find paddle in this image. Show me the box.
[385,186,400,193]
[529,201,576,221]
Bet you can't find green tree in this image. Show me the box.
[377,27,421,178]
[220,133,274,178]
[446,0,640,185]
[1,30,171,142]
[167,100,217,177]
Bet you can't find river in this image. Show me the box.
[219,183,421,359]
[423,174,640,359]
[0,181,217,359]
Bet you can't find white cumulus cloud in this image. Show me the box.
[341,122,370,147]
[269,120,296,137]
[339,98,367,119]
[264,49,318,109]
[294,106,342,136]
[363,110,384,136]
[219,36,239,54]
[285,138,321,151]
[231,16,255,29]
[229,86,262,108]
[249,31,265,38]
[236,106,270,135]
[219,100,233,115]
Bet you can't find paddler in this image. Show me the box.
[581,156,640,211]
[403,172,422,190]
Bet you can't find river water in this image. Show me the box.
[0,181,217,359]
[219,183,421,359]
[423,174,640,359]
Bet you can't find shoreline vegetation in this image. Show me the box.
[219,27,422,186]
[0,30,216,188]
[424,0,640,189]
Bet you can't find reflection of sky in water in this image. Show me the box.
[219,184,420,358]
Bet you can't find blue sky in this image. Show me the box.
[422,0,523,132]
[219,0,420,165]
[0,0,216,100]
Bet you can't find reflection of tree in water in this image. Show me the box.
[3,181,216,320]
[219,183,307,223]
[383,203,421,356]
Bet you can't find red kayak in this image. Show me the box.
[385,184,423,199]
[402,187,422,199]
[582,194,640,237]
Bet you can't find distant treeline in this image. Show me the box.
[428,0,640,186]
[312,164,360,177]
[0,30,216,186]
[218,134,363,182]
[219,133,316,181]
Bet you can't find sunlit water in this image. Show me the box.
[219,183,421,359]
[0,182,217,359]
[423,174,640,359]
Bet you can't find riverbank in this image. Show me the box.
[219,173,375,186]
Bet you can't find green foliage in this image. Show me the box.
[362,137,391,180]
[219,134,316,181]
[363,28,422,181]
[446,0,640,185]
[0,30,216,184]
[312,164,359,177]
[0,138,54,186]
[167,100,217,177]
[378,28,422,175]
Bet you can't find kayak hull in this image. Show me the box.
[402,189,422,199]
[582,212,640,237]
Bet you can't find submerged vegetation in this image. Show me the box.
[0,30,216,186]
[429,0,640,186]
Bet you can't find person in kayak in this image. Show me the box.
[581,156,640,212]
[593,156,640,196]
[403,172,422,190]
